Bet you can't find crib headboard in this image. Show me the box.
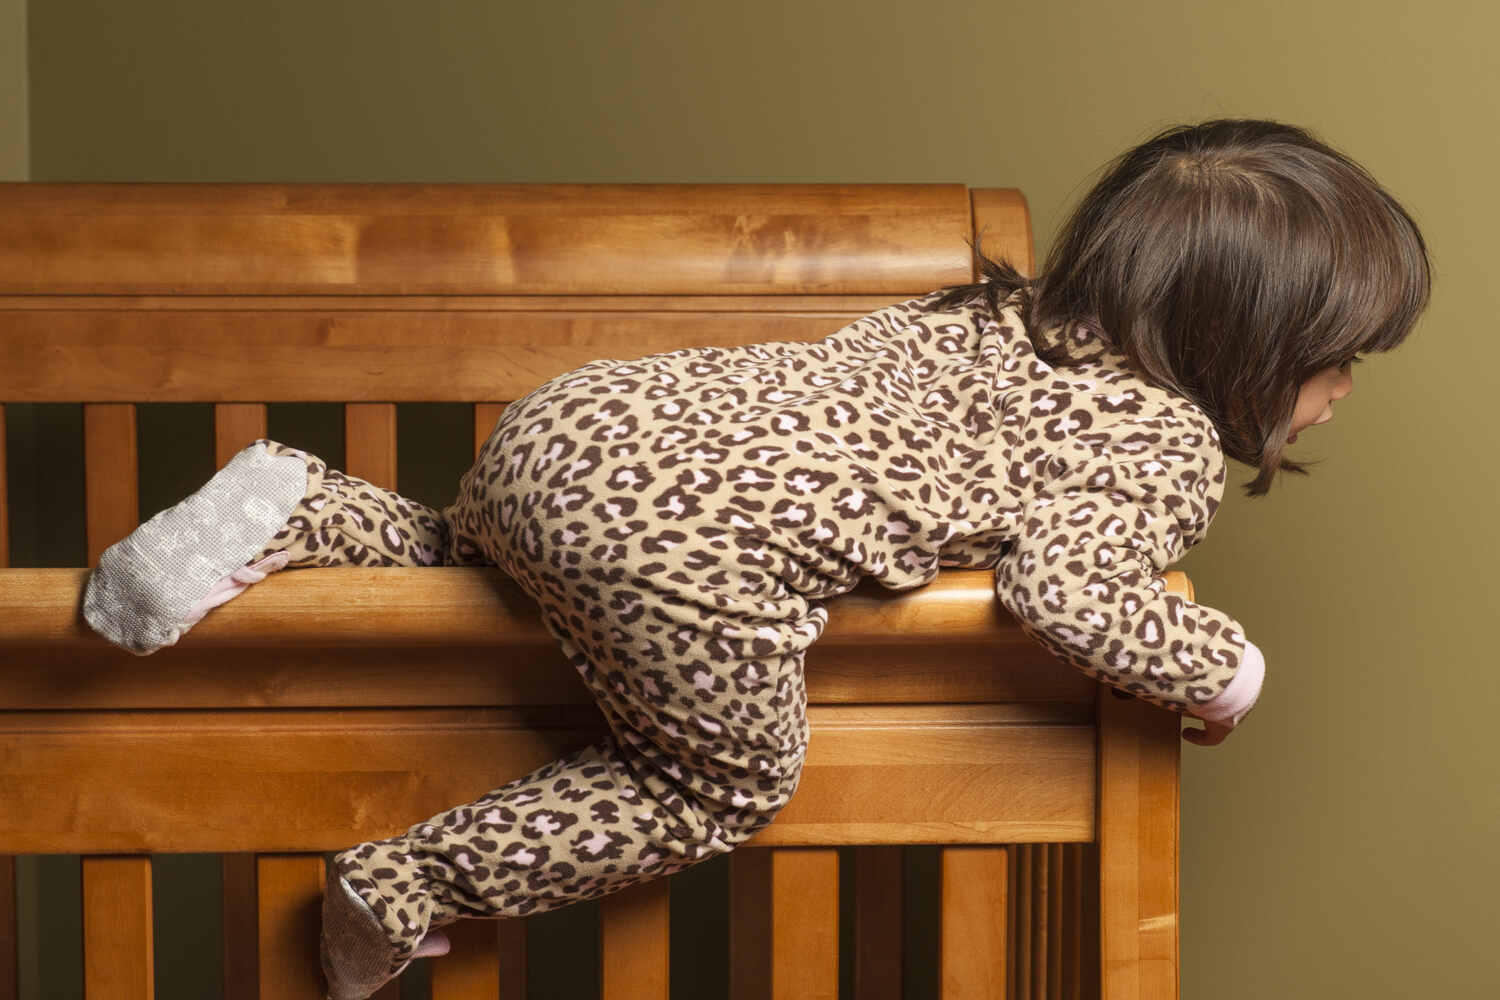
[0,183,1181,1000]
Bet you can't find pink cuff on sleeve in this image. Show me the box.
[1191,638,1265,727]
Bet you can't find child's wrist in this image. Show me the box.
[1191,637,1265,727]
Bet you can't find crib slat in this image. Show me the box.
[1032,845,1056,1000]
[1,403,9,569]
[775,850,839,1000]
[222,853,259,1000]
[345,403,397,489]
[474,403,507,458]
[0,410,9,1000]
[730,849,839,1000]
[1099,690,1180,1000]
[498,913,527,997]
[852,846,902,1000]
[728,849,772,1000]
[1014,845,1038,1000]
[600,877,670,999]
[1063,843,1083,1000]
[82,855,154,997]
[786,851,846,1000]
[429,917,503,998]
[939,846,1007,999]
[215,403,269,466]
[0,852,15,1000]
[256,854,326,1000]
[83,403,138,565]
[1047,843,1064,999]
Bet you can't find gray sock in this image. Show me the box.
[82,442,306,655]
[321,863,411,1000]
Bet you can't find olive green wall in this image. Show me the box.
[0,0,24,179]
[20,0,1499,996]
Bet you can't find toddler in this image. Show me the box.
[81,118,1430,998]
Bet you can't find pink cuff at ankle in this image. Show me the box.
[182,550,291,626]
[1191,638,1265,727]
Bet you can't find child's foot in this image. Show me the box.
[320,855,450,1000]
[82,441,307,654]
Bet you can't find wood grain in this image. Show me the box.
[971,188,1035,278]
[772,850,839,1000]
[215,404,269,466]
[1,635,1098,710]
[1098,687,1180,1000]
[344,403,397,489]
[852,846,902,1000]
[0,705,1093,854]
[256,855,325,1000]
[83,403,138,565]
[82,855,154,998]
[0,183,973,295]
[728,848,772,1000]
[222,854,259,1000]
[599,877,670,999]
[428,917,503,999]
[0,404,8,570]
[473,404,507,458]
[0,308,890,402]
[4,566,1189,651]
[940,846,1007,1000]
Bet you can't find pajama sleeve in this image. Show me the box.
[994,411,1261,719]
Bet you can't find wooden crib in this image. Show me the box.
[0,183,1183,999]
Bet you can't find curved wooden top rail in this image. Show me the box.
[2,567,1192,648]
[0,182,974,296]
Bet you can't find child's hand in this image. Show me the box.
[1182,719,1234,746]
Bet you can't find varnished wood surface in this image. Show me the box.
[0,405,8,571]
[772,850,840,1000]
[2,637,1099,710]
[344,403,397,489]
[0,307,911,402]
[214,403,269,466]
[0,703,1094,854]
[221,854,259,1000]
[4,566,1190,649]
[81,856,154,998]
[940,846,1008,999]
[1098,688,1180,1000]
[0,183,973,295]
[600,878,670,999]
[971,188,1035,277]
[852,846,903,1000]
[0,568,1179,710]
[429,917,504,998]
[83,403,138,566]
[256,855,325,1000]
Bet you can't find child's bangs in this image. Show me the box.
[1310,183,1431,365]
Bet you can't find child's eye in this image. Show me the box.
[1340,355,1364,371]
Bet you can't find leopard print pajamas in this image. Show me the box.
[251,289,1260,971]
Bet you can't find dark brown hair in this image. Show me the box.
[935,118,1432,496]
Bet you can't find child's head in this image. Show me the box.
[953,118,1432,496]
